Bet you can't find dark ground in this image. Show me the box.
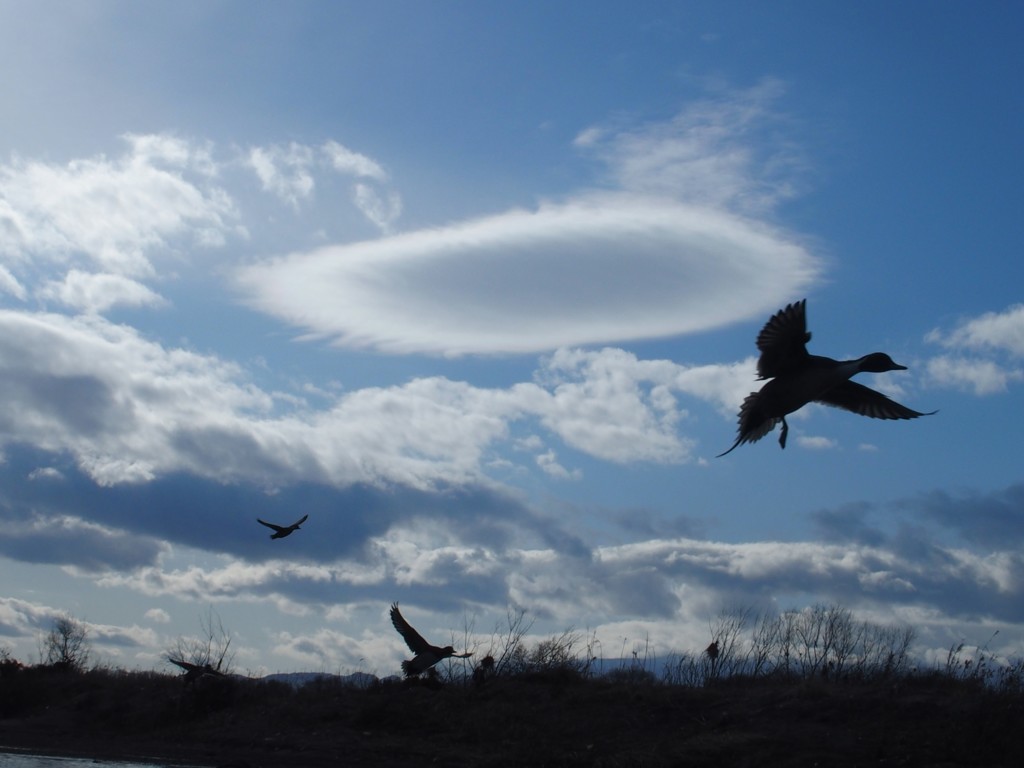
[1,667,1023,767]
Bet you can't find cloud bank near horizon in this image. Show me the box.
[5,477,1023,672]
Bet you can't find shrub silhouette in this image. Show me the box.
[41,613,91,672]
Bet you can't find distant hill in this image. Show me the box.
[262,670,380,688]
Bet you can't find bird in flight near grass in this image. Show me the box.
[390,602,472,677]
[256,514,309,539]
[718,299,935,456]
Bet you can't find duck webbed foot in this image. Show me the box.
[778,417,789,449]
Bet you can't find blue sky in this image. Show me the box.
[1,1,1023,676]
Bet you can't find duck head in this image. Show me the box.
[858,352,907,373]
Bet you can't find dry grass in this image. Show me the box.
[2,605,1022,766]
[1,659,1023,767]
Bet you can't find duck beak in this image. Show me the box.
[892,362,908,370]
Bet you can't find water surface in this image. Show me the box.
[0,751,194,768]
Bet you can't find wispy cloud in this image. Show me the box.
[247,142,317,209]
[245,139,401,231]
[574,78,803,215]
[322,140,388,181]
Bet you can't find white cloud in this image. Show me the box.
[39,269,168,313]
[1,134,399,319]
[0,307,770,493]
[924,355,1023,396]
[0,309,274,486]
[0,133,239,277]
[0,595,161,661]
[247,142,316,209]
[322,140,387,181]
[924,305,1024,395]
[101,558,383,605]
[0,595,55,634]
[671,357,758,417]
[797,435,838,450]
[27,466,64,481]
[145,608,170,623]
[536,449,581,480]
[89,620,161,650]
[237,193,818,356]
[928,304,1024,358]
[0,263,26,299]
[537,347,693,463]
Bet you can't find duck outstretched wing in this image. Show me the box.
[257,518,284,532]
[816,381,937,420]
[390,603,432,654]
[756,299,811,379]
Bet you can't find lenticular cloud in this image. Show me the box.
[236,193,819,356]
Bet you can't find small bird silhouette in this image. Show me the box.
[390,602,472,677]
[718,299,935,456]
[256,514,309,539]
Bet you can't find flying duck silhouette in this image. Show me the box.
[256,514,308,539]
[718,299,935,457]
[168,657,225,685]
[390,602,472,677]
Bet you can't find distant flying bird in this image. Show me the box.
[718,299,935,457]
[390,602,472,677]
[257,514,309,539]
